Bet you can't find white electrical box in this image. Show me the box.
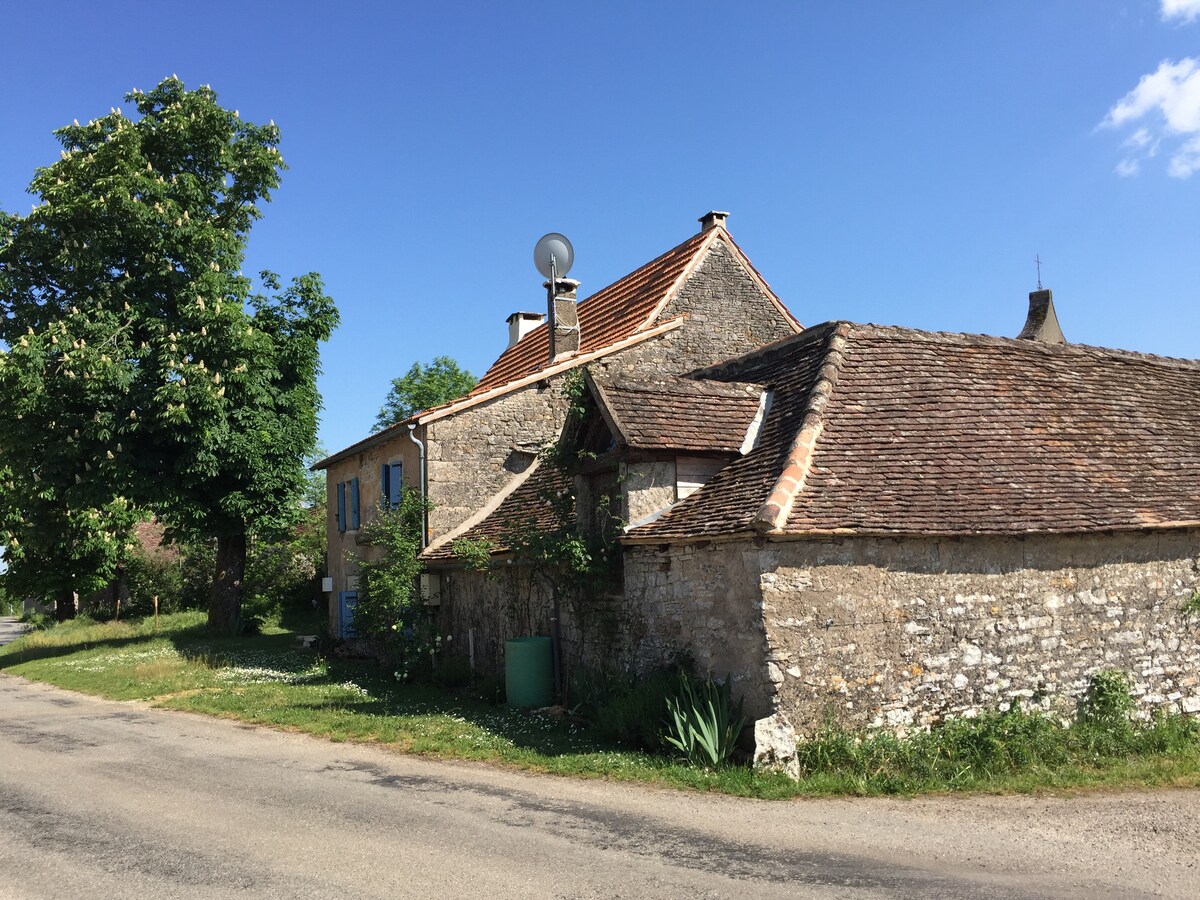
[420,572,441,606]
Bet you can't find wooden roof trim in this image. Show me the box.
[750,323,850,532]
[583,371,631,449]
[313,318,686,469]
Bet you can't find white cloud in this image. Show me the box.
[1103,58,1200,133]
[1121,127,1152,148]
[1101,57,1200,177]
[1167,135,1200,177]
[1161,0,1200,23]
[1115,158,1141,176]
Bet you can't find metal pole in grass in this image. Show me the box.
[153,595,158,630]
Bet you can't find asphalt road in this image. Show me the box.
[0,676,1197,899]
[0,618,29,648]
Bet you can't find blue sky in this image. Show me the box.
[2,1,1199,457]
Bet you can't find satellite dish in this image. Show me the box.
[534,232,574,279]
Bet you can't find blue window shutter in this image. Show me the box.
[336,482,347,533]
[388,462,403,509]
[380,463,390,506]
[339,591,358,639]
[350,477,360,529]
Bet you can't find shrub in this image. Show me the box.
[1079,670,1135,727]
[592,669,674,751]
[663,671,747,768]
[124,551,185,616]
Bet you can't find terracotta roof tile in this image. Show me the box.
[590,375,765,453]
[421,463,572,561]
[628,323,1200,540]
[470,230,713,394]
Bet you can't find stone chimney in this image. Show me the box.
[698,210,730,232]
[545,278,581,361]
[1017,288,1066,344]
[506,311,544,349]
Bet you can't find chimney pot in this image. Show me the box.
[1017,288,1066,344]
[506,311,545,348]
[698,210,730,233]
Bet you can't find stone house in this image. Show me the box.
[314,212,801,637]
[426,306,1200,733]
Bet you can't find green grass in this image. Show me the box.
[3,612,1199,799]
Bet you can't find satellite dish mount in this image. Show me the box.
[533,232,575,359]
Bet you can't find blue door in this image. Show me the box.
[338,591,358,639]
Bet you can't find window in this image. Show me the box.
[380,461,403,509]
[336,478,361,531]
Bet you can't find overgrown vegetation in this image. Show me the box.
[3,616,1198,798]
[663,671,746,767]
[353,492,445,680]
[792,684,1200,793]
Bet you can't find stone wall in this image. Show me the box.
[621,460,676,524]
[625,530,1200,733]
[424,382,567,540]
[621,541,777,716]
[596,239,797,380]
[323,439,418,631]
[435,566,625,679]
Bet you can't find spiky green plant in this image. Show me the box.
[663,671,746,767]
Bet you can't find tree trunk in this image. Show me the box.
[54,588,76,622]
[209,531,247,634]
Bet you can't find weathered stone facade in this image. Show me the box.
[424,383,567,539]
[323,439,419,630]
[321,227,797,638]
[435,566,625,679]
[622,529,1200,732]
[595,239,792,381]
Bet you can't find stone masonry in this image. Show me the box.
[623,529,1200,732]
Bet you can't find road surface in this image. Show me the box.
[0,676,1196,898]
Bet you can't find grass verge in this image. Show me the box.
[2,613,1199,799]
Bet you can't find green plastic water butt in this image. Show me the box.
[505,637,554,708]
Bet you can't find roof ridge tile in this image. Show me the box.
[751,322,851,532]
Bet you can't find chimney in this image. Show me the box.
[1017,288,1066,344]
[698,210,730,233]
[545,277,581,361]
[506,311,544,349]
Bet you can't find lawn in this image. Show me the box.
[3,612,1199,799]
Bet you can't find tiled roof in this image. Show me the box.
[470,229,713,394]
[626,323,1200,540]
[314,222,800,471]
[421,462,573,561]
[590,374,764,453]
